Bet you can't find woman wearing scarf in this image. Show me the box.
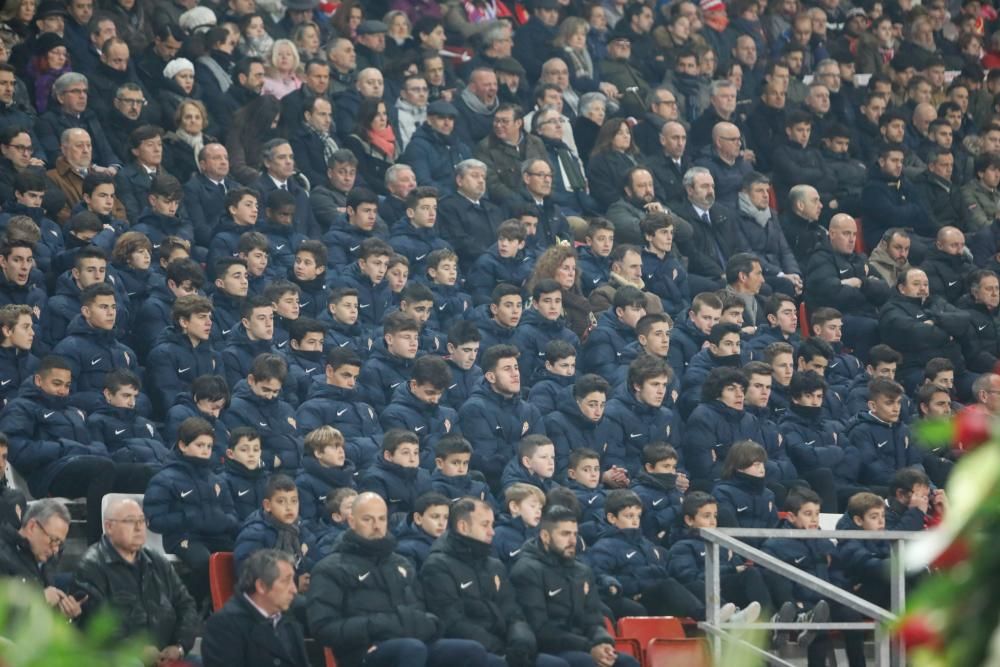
[25,32,70,114]
[157,57,207,132]
[344,97,398,196]
[164,99,218,183]
[532,105,599,216]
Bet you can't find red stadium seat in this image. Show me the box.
[768,184,778,212]
[646,638,711,667]
[324,647,340,667]
[208,551,235,612]
[615,638,642,661]
[855,218,866,254]
[799,302,810,337]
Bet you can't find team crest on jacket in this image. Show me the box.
[215,483,221,496]
[494,574,501,591]
[522,421,529,435]
[444,419,451,432]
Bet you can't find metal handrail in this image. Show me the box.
[697,527,918,667]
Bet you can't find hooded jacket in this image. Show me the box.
[777,404,847,478]
[295,382,382,470]
[327,262,392,331]
[468,244,534,305]
[144,450,239,551]
[222,380,303,473]
[233,508,318,574]
[510,308,580,384]
[51,315,141,415]
[86,403,168,465]
[603,384,682,475]
[306,530,440,667]
[358,340,415,413]
[456,379,545,487]
[357,456,432,519]
[420,530,537,656]
[685,400,765,482]
[584,525,671,598]
[631,471,684,545]
[543,386,616,475]
[147,325,223,418]
[803,240,891,318]
[400,123,472,194]
[761,519,836,604]
[581,310,637,379]
[380,382,458,469]
[878,291,970,373]
[219,457,269,522]
[294,455,357,530]
[220,324,274,388]
[846,410,923,488]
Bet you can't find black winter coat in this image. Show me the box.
[202,592,310,667]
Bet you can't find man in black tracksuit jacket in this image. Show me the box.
[421,498,564,667]
[509,505,640,667]
[878,267,972,394]
[306,493,489,667]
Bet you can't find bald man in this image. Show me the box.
[804,214,890,362]
[879,267,973,394]
[335,68,395,142]
[921,226,975,303]
[73,497,198,663]
[307,493,490,667]
[693,121,752,209]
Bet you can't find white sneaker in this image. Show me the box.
[730,601,762,625]
[719,602,738,623]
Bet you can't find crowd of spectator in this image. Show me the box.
[0,0,996,664]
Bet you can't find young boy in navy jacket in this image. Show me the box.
[86,369,169,466]
[295,426,357,531]
[712,440,779,538]
[885,467,946,532]
[233,474,317,581]
[467,219,533,305]
[219,427,269,522]
[395,491,449,569]
[762,489,850,665]
[667,492,772,626]
[429,434,494,506]
[441,321,483,411]
[846,377,924,492]
[565,448,608,545]
[144,416,239,605]
[315,487,358,559]
[501,434,560,495]
[526,339,576,414]
[492,482,544,564]
[357,428,432,523]
[831,492,892,609]
[424,248,472,333]
[321,287,371,360]
[631,443,686,546]
[585,490,704,619]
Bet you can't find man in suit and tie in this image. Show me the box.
[183,143,240,250]
[647,120,691,209]
[673,166,740,293]
[253,138,320,237]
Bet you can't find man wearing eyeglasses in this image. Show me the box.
[0,127,46,205]
[632,87,681,158]
[72,497,198,664]
[0,499,83,620]
[104,83,148,162]
[89,37,158,123]
[35,71,121,169]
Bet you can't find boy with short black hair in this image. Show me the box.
[493,482,544,564]
[360,310,421,412]
[145,417,239,604]
[209,188,259,277]
[430,434,494,505]
[441,320,483,410]
[565,448,607,544]
[544,373,617,478]
[844,344,910,418]
[221,294,274,387]
[631,443,684,545]
[585,489,705,619]
[321,287,371,360]
[258,189,303,274]
[668,492,769,625]
[747,293,801,361]
[380,354,458,469]
[761,489,836,659]
[357,428,432,520]
[233,473,317,581]
[832,492,891,607]
[582,285,647,379]
[164,374,230,465]
[236,231,271,293]
[395,491,450,569]
[846,377,923,490]
[475,283,522,352]
[510,278,580,383]
[290,240,328,319]
[578,217,614,294]
[328,237,394,330]
[86,369,169,466]
[809,307,863,395]
[468,219,533,304]
[640,212,690,317]
[219,427,268,521]
[501,434,559,494]
[133,174,192,252]
[284,317,327,407]
[886,467,945,532]
[211,258,249,344]
[527,339,576,413]
[425,248,472,333]
[222,353,304,473]
[264,279,301,351]
[295,426,357,530]
[395,281,445,353]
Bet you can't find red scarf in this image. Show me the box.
[368,126,396,158]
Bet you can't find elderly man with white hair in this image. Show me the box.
[72,496,199,665]
[437,158,506,265]
[36,71,121,167]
